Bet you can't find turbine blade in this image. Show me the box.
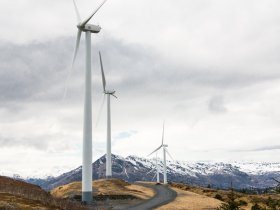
[148,145,162,157]
[62,75,70,101]
[124,167,129,179]
[80,0,107,27]
[99,51,106,92]
[161,122,165,145]
[72,29,82,68]
[122,161,129,179]
[62,29,82,100]
[152,172,157,181]
[165,148,174,161]
[73,0,81,23]
[95,94,106,128]
[147,168,156,175]
[112,94,118,99]
[272,178,280,184]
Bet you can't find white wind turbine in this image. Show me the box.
[148,123,173,184]
[71,0,107,204]
[98,51,117,179]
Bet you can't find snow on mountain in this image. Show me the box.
[19,154,280,190]
[232,162,280,175]
[125,155,280,177]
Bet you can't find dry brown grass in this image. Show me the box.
[169,182,280,210]
[156,187,222,210]
[51,178,154,200]
[0,192,55,210]
[51,181,82,198]
[0,176,88,210]
[126,184,154,199]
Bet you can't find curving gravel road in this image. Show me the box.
[123,183,177,210]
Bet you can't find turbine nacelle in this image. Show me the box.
[71,0,107,69]
[105,90,116,95]
[162,144,168,147]
[77,24,101,33]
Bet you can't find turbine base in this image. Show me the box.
[82,191,92,204]
[106,175,112,179]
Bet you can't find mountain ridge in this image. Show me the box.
[22,154,280,191]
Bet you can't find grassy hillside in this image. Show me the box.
[170,182,280,210]
[0,176,87,210]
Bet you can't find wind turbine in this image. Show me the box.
[99,51,117,179]
[148,123,173,184]
[71,0,107,204]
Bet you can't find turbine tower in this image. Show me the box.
[71,0,107,204]
[148,123,173,184]
[155,152,160,183]
[99,51,117,179]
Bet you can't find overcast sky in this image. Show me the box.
[1,0,280,177]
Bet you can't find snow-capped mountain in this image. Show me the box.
[233,162,280,175]
[26,154,280,190]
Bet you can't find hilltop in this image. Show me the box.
[51,179,154,209]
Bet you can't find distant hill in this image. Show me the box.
[25,154,280,191]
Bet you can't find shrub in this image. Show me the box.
[276,185,280,194]
[251,203,265,210]
[216,188,242,210]
[265,196,280,209]
[214,194,223,201]
[238,200,247,206]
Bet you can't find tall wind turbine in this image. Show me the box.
[148,123,173,184]
[71,0,107,204]
[99,51,117,179]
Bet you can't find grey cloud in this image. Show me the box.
[229,144,280,153]
[2,35,279,110]
[0,135,48,150]
[0,39,72,103]
[0,134,71,151]
[208,95,227,113]
[250,145,280,152]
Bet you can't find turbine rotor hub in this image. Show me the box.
[77,24,101,33]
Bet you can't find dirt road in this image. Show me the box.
[123,183,177,210]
